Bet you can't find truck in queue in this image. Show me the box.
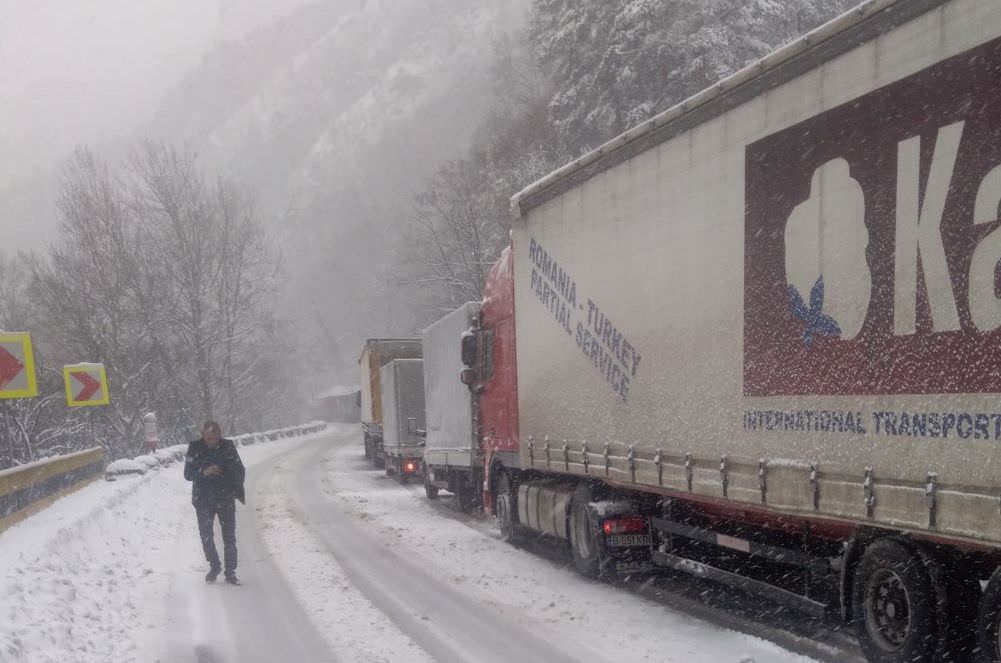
[446,2,1001,662]
[359,339,422,468]
[379,358,426,482]
[420,302,482,511]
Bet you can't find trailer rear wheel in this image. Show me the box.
[936,560,979,662]
[851,539,939,663]
[495,472,519,542]
[454,474,475,513]
[977,568,1001,663]
[569,483,601,577]
[423,465,439,499]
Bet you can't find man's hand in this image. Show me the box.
[203,464,222,477]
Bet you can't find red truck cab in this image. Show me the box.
[473,247,519,514]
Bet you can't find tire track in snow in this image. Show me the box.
[286,438,607,663]
[161,435,336,663]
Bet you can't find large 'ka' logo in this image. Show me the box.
[744,37,1001,396]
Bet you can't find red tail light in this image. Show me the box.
[602,517,647,535]
[404,461,417,473]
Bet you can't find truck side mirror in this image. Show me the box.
[460,331,478,368]
[407,417,418,434]
[460,368,484,394]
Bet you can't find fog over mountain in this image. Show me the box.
[0,0,318,250]
[1,0,855,400]
[1,0,528,389]
[139,0,529,386]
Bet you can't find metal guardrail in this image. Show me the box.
[0,447,105,533]
[0,421,330,533]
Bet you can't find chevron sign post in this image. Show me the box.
[64,363,110,407]
[0,332,38,399]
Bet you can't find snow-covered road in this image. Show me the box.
[1,425,845,662]
[160,442,336,663]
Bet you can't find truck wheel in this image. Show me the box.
[977,568,1001,663]
[495,471,520,542]
[851,538,940,663]
[935,560,979,663]
[568,483,602,577]
[423,465,439,499]
[455,474,475,513]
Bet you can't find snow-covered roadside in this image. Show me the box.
[0,432,324,663]
[302,431,820,663]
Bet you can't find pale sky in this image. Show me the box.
[0,0,220,185]
[0,0,315,251]
[0,0,217,92]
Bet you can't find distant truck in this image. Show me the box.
[359,339,422,467]
[379,359,426,482]
[444,2,1001,663]
[307,388,361,424]
[420,302,481,511]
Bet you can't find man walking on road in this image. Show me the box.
[184,420,246,585]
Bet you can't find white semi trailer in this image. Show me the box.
[485,1,1001,661]
[379,358,426,482]
[421,302,482,511]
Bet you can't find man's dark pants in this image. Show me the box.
[195,500,237,573]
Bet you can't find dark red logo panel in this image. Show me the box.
[744,37,1001,396]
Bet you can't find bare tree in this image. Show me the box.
[13,141,286,464]
[409,161,502,307]
[0,253,92,466]
[212,180,281,431]
[25,148,159,458]
[128,142,220,423]
[128,141,282,430]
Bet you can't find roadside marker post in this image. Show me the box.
[64,363,110,407]
[0,332,38,399]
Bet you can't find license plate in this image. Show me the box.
[615,560,655,574]
[606,534,652,547]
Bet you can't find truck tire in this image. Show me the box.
[454,474,475,513]
[934,558,979,663]
[494,471,520,542]
[851,538,940,663]
[568,483,602,577]
[423,465,439,499]
[977,568,1001,663]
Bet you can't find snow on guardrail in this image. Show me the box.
[0,423,329,532]
[111,421,329,479]
[0,447,105,533]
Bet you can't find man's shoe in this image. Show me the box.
[205,568,221,583]
[224,572,241,585]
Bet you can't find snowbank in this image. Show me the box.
[0,425,327,663]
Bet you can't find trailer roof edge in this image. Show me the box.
[509,0,950,220]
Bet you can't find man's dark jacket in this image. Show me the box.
[184,438,246,506]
